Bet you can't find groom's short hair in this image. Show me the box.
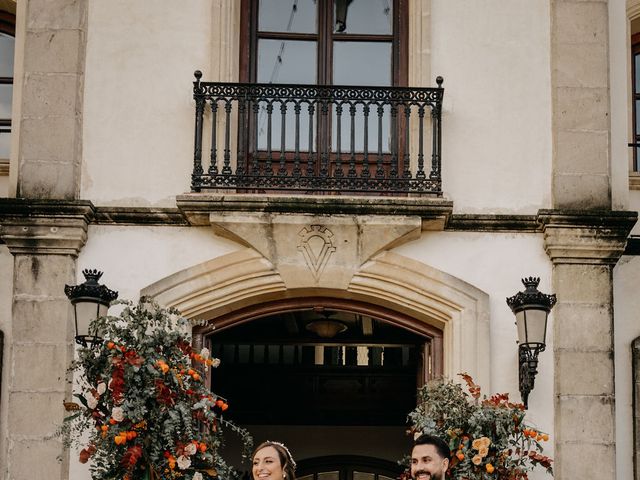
[413,434,450,460]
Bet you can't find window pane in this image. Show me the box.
[257,40,317,151]
[0,84,12,118]
[635,53,640,92]
[0,33,14,77]
[334,0,392,34]
[636,100,640,135]
[258,39,316,84]
[259,0,317,33]
[0,132,9,158]
[333,41,391,86]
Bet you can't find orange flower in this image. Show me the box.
[199,443,207,453]
[192,373,201,381]
[114,433,127,445]
[542,434,549,442]
[486,463,495,474]
[168,455,176,470]
[472,455,482,466]
[107,342,115,350]
[472,437,491,450]
[478,446,489,458]
[456,451,465,461]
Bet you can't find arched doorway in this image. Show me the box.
[198,297,443,473]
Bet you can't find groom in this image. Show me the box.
[410,434,450,480]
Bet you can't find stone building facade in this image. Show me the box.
[1,1,640,480]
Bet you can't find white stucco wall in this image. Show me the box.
[431,0,552,214]
[77,225,240,300]
[81,0,213,206]
[613,255,640,480]
[393,231,555,479]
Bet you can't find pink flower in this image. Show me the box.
[96,382,107,395]
[192,473,203,480]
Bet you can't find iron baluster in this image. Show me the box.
[208,100,218,176]
[416,105,425,179]
[293,102,301,177]
[348,103,357,178]
[251,101,260,176]
[403,104,411,179]
[307,103,315,178]
[223,101,232,177]
[279,102,287,176]
[192,72,205,188]
[376,104,385,178]
[335,104,344,178]
[390,103,398,178]
[266,102,273,175]
[320,100,329,178]
[362,104,370,178]
[235,96,246,177]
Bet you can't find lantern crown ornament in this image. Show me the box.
[506,277,556,409]
[65,269,118,348]
[506,277,557,315]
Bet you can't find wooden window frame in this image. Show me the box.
[632,33,640,171]
[239,0,408,87]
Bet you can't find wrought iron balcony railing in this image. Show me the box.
[191,71,444,195]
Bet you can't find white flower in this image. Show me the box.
[86,394,98,410]
[200,347,210,360]
[96,382,107,395]
[184,443,197,455]
[111,406,125,422]
[177,455,191,470]
[211,358,221,368]
[192,473,203,480]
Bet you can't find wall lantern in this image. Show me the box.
[506,277,556,408]
[64,269,118,348]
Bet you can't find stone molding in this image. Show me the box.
[0,199,94,256]
[176,193,453,229]
[141,248,491,390]
[538,209,637,264]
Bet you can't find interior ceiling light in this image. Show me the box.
[306,311,347,339]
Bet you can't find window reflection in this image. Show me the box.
[0,32,13,159]
[334,0,392,34]
[259,0,317,33]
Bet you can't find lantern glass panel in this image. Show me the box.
[519,308,548,345]
[74,301,107,338]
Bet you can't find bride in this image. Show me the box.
[251,441,297,480]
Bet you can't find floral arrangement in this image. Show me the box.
[60,298,253,480]
[407,374,552,479]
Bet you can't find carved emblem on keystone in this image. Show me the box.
[298,225,336,280]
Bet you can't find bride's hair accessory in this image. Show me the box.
[266,441,297,470]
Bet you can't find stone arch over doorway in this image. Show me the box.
[142,247,491,389]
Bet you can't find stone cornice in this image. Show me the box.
[0,199,95,256]
[94,207,187,226]
[176,193,454,230]
[537,209,638,264]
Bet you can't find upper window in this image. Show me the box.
[0,8,14,160]
[632,32,640,171]
[241,0,407,87]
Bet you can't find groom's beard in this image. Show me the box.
[412,470,445,480]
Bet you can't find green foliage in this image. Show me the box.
[407,374,553,480]
[60,298,253,480]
